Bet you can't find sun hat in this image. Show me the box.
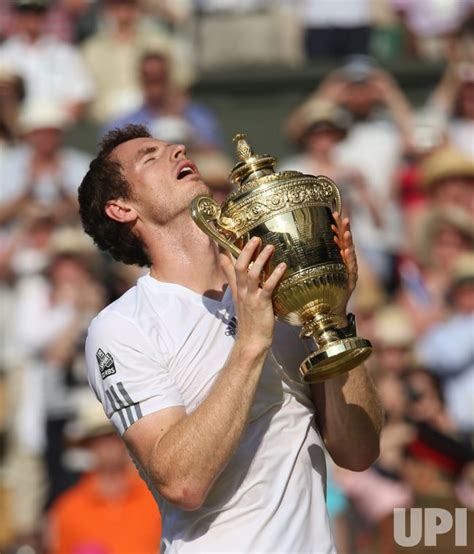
[65,394,115,444]
[420,146,474,190]
[414,207,474,267]
[18,100,70,134]
[286,97,351,144]
[373,305,416,348]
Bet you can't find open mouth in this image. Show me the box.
[177,162,197,180]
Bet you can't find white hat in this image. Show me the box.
[65,393,115,444]
[19,100,70,134]
[373,305,416,347]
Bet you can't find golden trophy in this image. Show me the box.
[190,134,372,382]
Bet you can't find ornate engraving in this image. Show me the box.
[190,135,372,382]
[222,176,341,236]
[197,196,220,219]
[233,133,254,161]
[275,264,347,295]
[234,170,300,195]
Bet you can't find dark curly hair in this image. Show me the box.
[78,124,152,267]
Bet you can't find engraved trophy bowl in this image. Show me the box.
[189,134,372,383]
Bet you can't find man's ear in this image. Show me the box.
[105,199,138,224]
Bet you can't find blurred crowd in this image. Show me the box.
[0,0,473,553]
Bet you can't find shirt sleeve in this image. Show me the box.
[85,311,185,436]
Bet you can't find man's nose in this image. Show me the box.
[171,143,187,159]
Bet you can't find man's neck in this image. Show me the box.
[148,219,227,300]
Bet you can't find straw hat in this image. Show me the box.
[286,97,351,144]
[50,227,97,256]
[48,227,104,278]
[19,100,70,134]
[420,146,474,189]
[373,305,415,347]
[450,252,474,291]
[415,207,474,267]
[65,394,115,444]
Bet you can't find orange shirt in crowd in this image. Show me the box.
[48,470,161,554]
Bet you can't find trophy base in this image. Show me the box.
[299,337,372,384]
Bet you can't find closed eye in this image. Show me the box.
[135,145,160,166]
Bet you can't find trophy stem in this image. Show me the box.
[300,311,346,343]
[299,312,372,383]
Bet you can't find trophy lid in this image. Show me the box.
[229,133,277,187]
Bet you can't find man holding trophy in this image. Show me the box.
[80,124,383,552]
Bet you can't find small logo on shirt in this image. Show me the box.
[96,348,116,380]
[225,316,238,336]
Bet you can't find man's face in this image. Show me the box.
[106,0,138,28]
[113,137,209,227]
[25,127,63,157]
[15,8,46,39]
[342,81,377,119]
[88,433,130,472]
[141,58,168,106]
[432,177,474,215]
[305,128,342,155]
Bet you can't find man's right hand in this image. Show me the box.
[220,237,287,352]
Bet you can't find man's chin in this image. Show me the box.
[190,180,211,197]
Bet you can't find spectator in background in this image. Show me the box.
[426,62,474,159]
[393,0,473,60]
[12,235,107,506]
[417,253,474,434]
[0,0,97,43]
[400,423,474,554]
[395,113,447,253]
[282,96,383,233]
[398,207,473,335]
[48,395,161,554]
[405,368,458,435]
[371,304,416,376]
[419,145,474,215]
[1,229,105,544]
[0,101,91,229]
[103,51,222,150]
[0,0,94,120]
[316,56,413,288]
[82,0,194,124]
[303,0,373,60]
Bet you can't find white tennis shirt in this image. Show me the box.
[85,274,335,553]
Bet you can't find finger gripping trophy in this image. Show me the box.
[190,133,372,382]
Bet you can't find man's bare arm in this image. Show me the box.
[311,367,384,471]
[124,238,287,510]
[311,214,384,470]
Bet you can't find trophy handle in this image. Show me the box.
[190,195,242,258]
[317,176,342,214]
[332,185,342,215]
